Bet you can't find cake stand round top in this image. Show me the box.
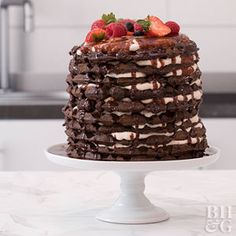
[45,144,220,171]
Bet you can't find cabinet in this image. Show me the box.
[0,119,235,170]
[0,120,67,170]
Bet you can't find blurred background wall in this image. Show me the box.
[9,0,236,75]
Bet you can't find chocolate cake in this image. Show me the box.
[63,14,208,161]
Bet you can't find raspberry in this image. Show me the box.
[119,19,135,25]
[165,21,180,36]
[85,28,106,43]
[91,19,106,30]
[106,23,127,38]
[134,23,144,32]
[118,19,135,32]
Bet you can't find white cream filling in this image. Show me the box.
[77,83,97,89]
[124,81,161,91]
[133,124,163,129]
[139,132,174,139]
[136,55,183,68]
[106,72,146,78]
[141,90,202,104]
[111,120,203,141]
[122,98,132,102]
[163,97,174,104]
[112,111,131,116]
[176,69,182,76]
[140,111,156,117]
[178,115,199,125]
[175,55,182,63]
[164,63,198,77]
[141,99,153,104]
[111,131,174,141]
[129,39,140,51]
[106,136,204,149]
[190,114,199,123]
[98,143,129,148]
[76,49,82,56]
[112,132,136,141]
[190,79,201,86]
[104,97,114,102]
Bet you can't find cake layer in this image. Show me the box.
[71,34,198,63]
[66,140,207,161]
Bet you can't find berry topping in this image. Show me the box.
[85,28,106,43]
[133,30,145,36]
[147,16,171,37]
[134,23,144,32]
[125,22,134,32]
[84,13,181,44]
[165,21,180,36]
[91,19,106,30]
[106,22,127,38]
[102,12,117,24]
[119,19,136,25]
[136,20,151,32]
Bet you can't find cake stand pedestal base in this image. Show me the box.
[96,172,169,224]
[45,144,219,224]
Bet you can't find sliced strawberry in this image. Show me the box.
[148,16,171,37]
[85,28,106,43]
[91,19,106,30]
[106,23,127,38]
[165,21,180,36]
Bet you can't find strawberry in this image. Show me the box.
[147,16,171,37]
[134,23,144,32]
[91,19,106,30]
[165,21,180,36]
[85,28,106,43]
[106,22,127,38]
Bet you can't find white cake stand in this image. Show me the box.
[45,144,219,224]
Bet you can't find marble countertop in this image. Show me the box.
[0,171,235,236]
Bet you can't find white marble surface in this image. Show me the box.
[0,171,235,236]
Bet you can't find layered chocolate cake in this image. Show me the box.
[63,14,208,161]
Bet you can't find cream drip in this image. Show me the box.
[129,39,140,51]
[76,49,82,56]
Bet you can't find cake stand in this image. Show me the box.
[45,144,219,224]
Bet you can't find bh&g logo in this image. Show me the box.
[205,205,232,233]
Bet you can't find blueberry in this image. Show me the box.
[125,22,134,32]
[133,30,144,36]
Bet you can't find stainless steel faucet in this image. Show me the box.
[0,0,34,92]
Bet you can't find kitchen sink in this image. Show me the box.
[0,73,68,105]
